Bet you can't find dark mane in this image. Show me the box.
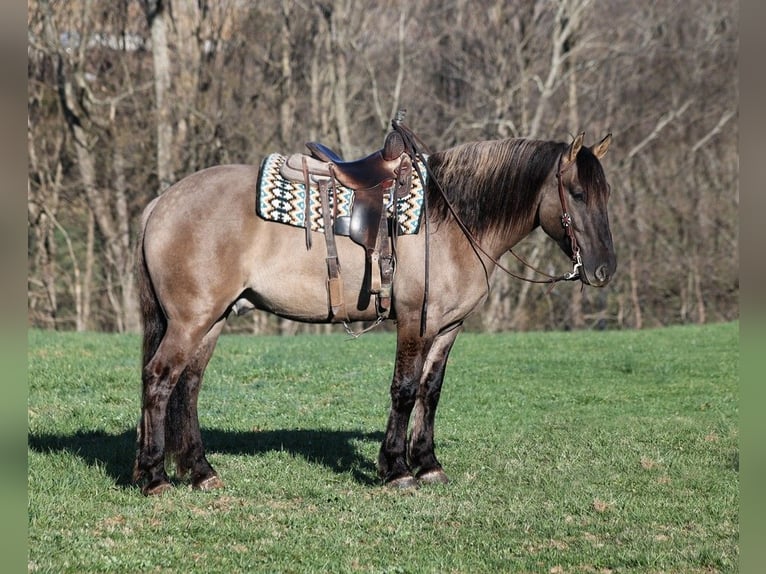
[425,138,607,239]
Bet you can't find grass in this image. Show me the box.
[28,322,739,573]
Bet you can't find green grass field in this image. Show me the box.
[28,323,738,573]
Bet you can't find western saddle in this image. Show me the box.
[279,117,418,324]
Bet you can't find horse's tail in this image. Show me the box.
[133,197,166,484]
[136,197,166,371]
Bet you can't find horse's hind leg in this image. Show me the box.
[165,320,225,491]
[408,325,461,485]
[134,321,210,495]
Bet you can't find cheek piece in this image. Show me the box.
[555,156,583,282]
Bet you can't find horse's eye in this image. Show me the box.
[570,187,585,202]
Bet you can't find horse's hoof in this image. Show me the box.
[417,468,449,485]
[385,475,419,490]
[143,481,173,496]
[194,475,225,491]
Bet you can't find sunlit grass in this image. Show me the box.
[28,323,738,572]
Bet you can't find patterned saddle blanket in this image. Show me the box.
[256,153,426,236]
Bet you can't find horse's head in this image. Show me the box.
[538,133,617,287]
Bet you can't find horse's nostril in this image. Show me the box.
[595,264,609,283]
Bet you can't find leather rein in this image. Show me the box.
[499,153,583,286]
[394,119,584,289]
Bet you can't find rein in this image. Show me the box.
[393,120,583,283]
[391,117,584,334]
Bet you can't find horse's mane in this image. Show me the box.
[425,138,607,239]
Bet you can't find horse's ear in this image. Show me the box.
[591,133,612,160]
[563,132,585,168]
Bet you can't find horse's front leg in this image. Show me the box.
[408,324,461,484]
[378,326,431,488]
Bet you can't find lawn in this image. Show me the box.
[28,322,738,573]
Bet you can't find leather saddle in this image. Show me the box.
[279,130,413,322]
[281,131,407,246]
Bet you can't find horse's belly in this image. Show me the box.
[245,220,379,323]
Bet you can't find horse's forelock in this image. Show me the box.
[575,147,609,207]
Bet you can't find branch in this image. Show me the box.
[388,8,408,125]
[528,0,590,137]
[690,110,736,155]
[624,99,693,161]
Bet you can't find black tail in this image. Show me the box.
[133,204,167,484]
[135,214,167,370]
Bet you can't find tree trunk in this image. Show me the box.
[83,208,94,330]
[171,0,202,172]
[145,1,175,191]
[628,254,643,329]
[27,126,60,329]
[279,0,294,147]
[113,145,140,332]
[329,1,352,157]
[565,31,584,329]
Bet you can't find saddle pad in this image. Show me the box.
[256,153,426,235]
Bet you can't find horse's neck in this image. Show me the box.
[430,213,536,275]
[457,215,538,260]
[504,220,540,252]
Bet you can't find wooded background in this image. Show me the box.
[27,0,738,334]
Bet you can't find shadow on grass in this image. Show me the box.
[28,427,385,488]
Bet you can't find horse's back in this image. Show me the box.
[146,164,259,219]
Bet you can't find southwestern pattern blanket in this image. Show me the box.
[256,153,426,236]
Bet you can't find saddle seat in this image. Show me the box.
[280,130,411,250]
[305,130,407,190]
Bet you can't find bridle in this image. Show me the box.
[396,120,585,285]
[554,152,583,282]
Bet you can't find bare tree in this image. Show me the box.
[31,0,143,331]
[27,0,738,333]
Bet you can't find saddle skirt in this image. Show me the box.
[256,152,426,236]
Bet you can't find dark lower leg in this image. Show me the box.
[133,326,204,495]
[378,382,418,484]
[409,401,441,476]
[408,327,460,481]
[165,325,223,489]
[165,371,220,488]
[134,368,177,494]
[378,333,429,486]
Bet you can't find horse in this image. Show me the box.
[132,130,616,495]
